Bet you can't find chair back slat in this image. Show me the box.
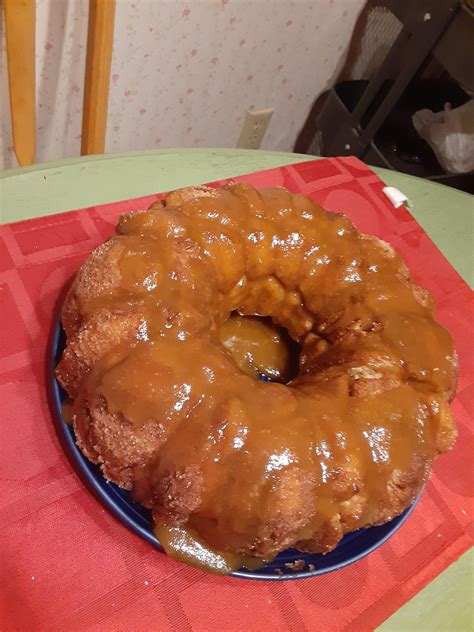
[81,0,116,156]
[4,0,36,166]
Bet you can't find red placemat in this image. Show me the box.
[1,158,472,632]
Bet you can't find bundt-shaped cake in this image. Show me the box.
[56,182,457,572]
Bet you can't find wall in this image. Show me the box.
[1,0,364,169]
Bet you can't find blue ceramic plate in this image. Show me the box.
[49,320,420,580]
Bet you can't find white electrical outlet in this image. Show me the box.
[236,108,274,149]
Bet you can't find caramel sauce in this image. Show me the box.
[219,313,299,382]
[154,524,265,575]
[61,400,74,425]
[62,182,457,573]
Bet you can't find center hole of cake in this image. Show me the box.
[219,312,300,384]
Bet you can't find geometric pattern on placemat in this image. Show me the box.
[0,158,472,632]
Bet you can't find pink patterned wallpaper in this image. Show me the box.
[1,0,364,169]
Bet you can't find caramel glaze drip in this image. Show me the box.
[59,183,457,574]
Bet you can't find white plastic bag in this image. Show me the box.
[412,100,474,174]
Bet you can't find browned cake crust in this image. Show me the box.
[56,182,457,562]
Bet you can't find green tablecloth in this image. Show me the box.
[1,149,472,630]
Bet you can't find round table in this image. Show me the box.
[1,149,472,630]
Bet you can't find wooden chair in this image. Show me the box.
[4,0,116,166]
